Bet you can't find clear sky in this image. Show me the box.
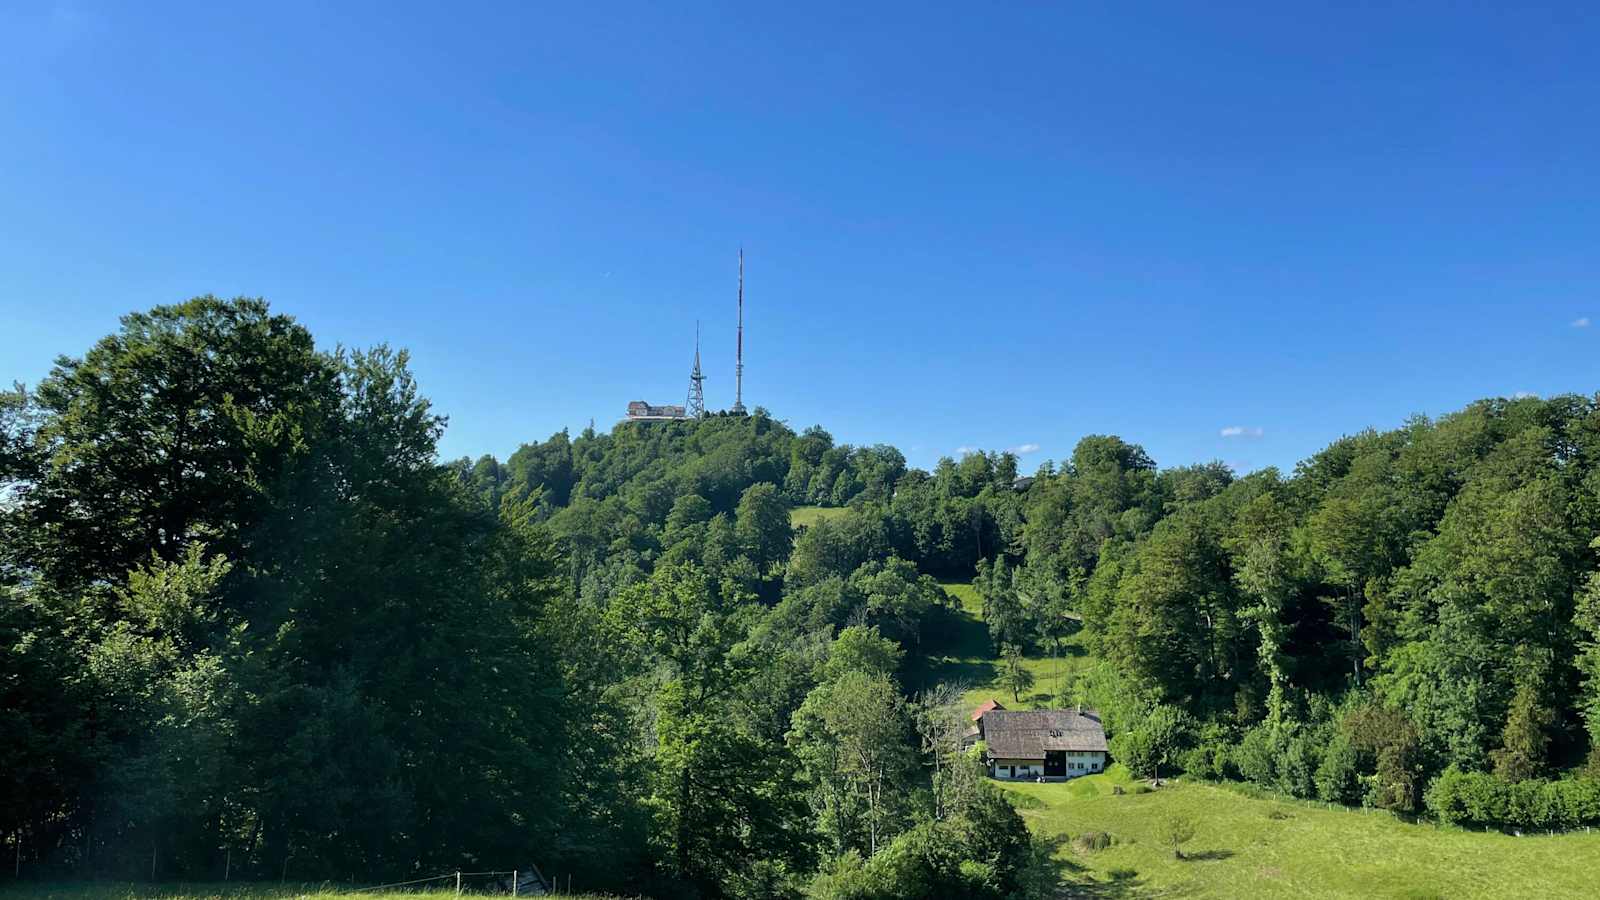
[2,1,1596,474]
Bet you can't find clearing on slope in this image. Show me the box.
[1000,768,1599,898]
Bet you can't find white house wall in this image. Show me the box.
[988,752,1108,780]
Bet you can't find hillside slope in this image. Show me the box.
[943,578,1600,899]
[1005,772,1598,899]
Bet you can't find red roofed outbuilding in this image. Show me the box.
[971,699,1006,721]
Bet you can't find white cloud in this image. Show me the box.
[1009,442,1041,455]
[1513,391,1538,399]
[954,445,980,456]
[1574,317,1591,328]
[1220,426,1264,439]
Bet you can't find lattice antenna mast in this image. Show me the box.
[686,320,706,418]
[730,248,747,414]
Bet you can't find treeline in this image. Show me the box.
[462,379,1600,833]
[1,298,1045,899]
[8,297,1600,900]
[2,300,580,880]
[1011,400,1600,829]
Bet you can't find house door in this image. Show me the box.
[1044,751,1066,776]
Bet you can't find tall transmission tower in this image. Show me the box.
[730,248,747,415]
[686,321,706,418]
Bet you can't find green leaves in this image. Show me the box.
[117,543,233,650]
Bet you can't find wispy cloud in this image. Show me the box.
[1220,426,1264,439]
[1513,391,1538,400]
[1009,442,1041,455]
[954,445,980,456]
[1574,317,1591,328]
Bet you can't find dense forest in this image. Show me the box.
[5,297,1600,898]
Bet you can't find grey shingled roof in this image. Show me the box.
[980,709,1107,758]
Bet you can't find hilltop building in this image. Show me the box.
[625,250,750,422]
[625,401,688,420]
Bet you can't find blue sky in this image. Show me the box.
[2,1,1596,474]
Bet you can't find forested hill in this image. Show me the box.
[458,350,1600,820]
[6,298,1600,899]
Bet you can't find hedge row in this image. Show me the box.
[1424,768,1600,831]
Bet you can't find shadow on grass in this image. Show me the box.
[926,605,992,658]
[908,605,995,691]
[925,658,998,687]
[1033,835,1148,899]
[1183,849,1235,862]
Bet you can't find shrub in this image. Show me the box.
[1233,724,1278,787]
[1315,733,1360,804]
[1180,746,1216,778]
[808,780,1036,900]
[1075,831,1113,852]
[1278,732,1318,799]
[1162,814,1197,859]
[1110,703,1193,780]
[1181,740,1232,780]
[1424,768,1600,831]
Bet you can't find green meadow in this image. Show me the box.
[1000,767,1599,898]
[788,505,852,529]
[916,579,1600,898]
[916,580,1093,711]
[0,886,627,900]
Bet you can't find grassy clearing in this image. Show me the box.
[0,886,627,900]
[999,768,1600,898]
[913,581,1094,712]
[920,575,1600,898]
[788,505,851,529]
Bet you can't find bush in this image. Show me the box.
[1110,703,1192,780]
[1315,734,1360,804]
[1074,831,1113,852]
[1233,724,1278,787]
[1180,741,1231,780]
[1278,733,1318,799]
[808,780,1036,899]
[1424,768,1600,831]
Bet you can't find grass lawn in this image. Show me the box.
[0,886,628,899]
[788,505,851,529]
[1000,767,1600,898]
[912,581,1094,712]
[916,574,1600,898]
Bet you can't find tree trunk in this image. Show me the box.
[677,763,692,877]
[868,774,880,856]
[1348,592,1363,687]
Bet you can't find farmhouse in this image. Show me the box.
[969,703,1107,780]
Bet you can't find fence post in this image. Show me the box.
[512,869,518,897]
[455,870,461,895]
[224,849,231,882]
